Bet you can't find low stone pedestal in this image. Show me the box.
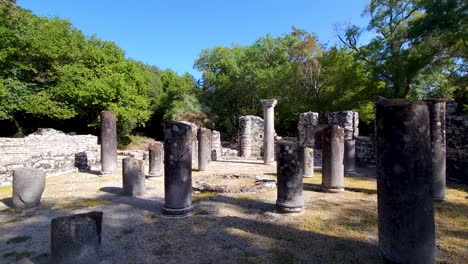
[122,157,145,196]
[276,140,304,213]
[50,211,103,264]
[12,168,46,209]
[321,125,344,192]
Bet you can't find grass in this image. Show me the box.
[3,250,33,260]
[118,134,156,150]
[58,197,110,210]
[6,235,31,244]
[192,191,217,203]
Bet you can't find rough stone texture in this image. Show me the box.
[261,99,277,164]
[12,168,46,209]
[211,130,222,161]
[446,102,468,183]
[198,128,212,171]
[0,129,99,185]
[148,142,164,178]
[238,115,264,158]
[276,140,304,213]
[163,121,193,216]
[222,148,239,157]
[122,157,145,197]
[100,110,117,175]
[321,125,344,192]
[328,111,359,173]
[298,112,319,177]
[425,99,447,201]
[180,121,198,162]
[376,98,435,264]
[356,136,376,166]
[50,211,103,264]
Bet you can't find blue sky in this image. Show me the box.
[17,0,370,79]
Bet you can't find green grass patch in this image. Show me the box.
[192,191,216,203]
[60,198,110,209]
[118,135,155,150]
[6,235,31,244]
[271,250,299,264]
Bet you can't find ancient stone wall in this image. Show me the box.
[356,136,376,166]
[0,128,99,185]
[446,102,468,182]
[238,115,264,158]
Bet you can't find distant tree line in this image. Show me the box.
[0,0,466,140]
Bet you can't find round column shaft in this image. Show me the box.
[122,157,145,196]
[100,110,117,175]
[198,128,212,171]
[148,142,164,178]
[321,125,344,192]
[261,99,277,164]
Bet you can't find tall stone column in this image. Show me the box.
[239,116,252,158]
[376,98,434,264]
[276,140,304,213]
[163,121,193,217]
[328,111,359,174]
[50,211,103,264]
[100,110,117,175]
[198,128,212,171]
[211,130,222,161]
[147,142,164,178]
[261,99,277,164]
[321,125,345,192]
[298,112,319,177]
[122,157,145,196]
[425,99,447,201]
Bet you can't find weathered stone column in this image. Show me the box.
[163,121,193,216]
[298,112,319,177]
[50,211,103,264]
[261,99,277,164]
[425,99,447,201]
[12,168,46,209]
[211,130,222,161]
[376,98,434,264]
[276,140,304,213]
[328,111,359,174]
[198,128,212,171]
[100,110,117,175]
[122,157,145,196]
[239,116,252,158]
[148,142,163,178]
[321,125,344,192]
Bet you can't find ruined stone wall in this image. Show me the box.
[356,136,376,166]
[238,115,264,158]
[0,128,99,185]
[446,102,468,182]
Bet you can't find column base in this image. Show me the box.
[146,174,163,180]
[433,196,445,202]
[303,174,314,178]
[321,185,344,193]
[162,205,193,218]
[100,170,117,176]
[276,204,304,214]
[344,170,356,175]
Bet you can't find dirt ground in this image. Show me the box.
[0,158,467,264]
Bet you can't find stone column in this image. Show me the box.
[211,130,222,161]
[298,112,319,177]
[50,211,103,264]
[163,121,193,217]
[261,99,277,164]
[328,111,359,174]
[321,125,344,192]
[12,168,46,209]
[122,157,145,196]
[148,142,163,178]
[239,116,252,158]
[198,128,212,171]
[100,110,117,175]
[425,99,447,201]
[376,98,434,264]
[276,140,304,213]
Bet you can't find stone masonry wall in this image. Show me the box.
[238,115,264,158]
[356,136,376,166]
[446,102,468,182]
[0,128,100,185]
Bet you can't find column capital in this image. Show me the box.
[261,99,277,108]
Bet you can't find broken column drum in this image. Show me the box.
[425,99,447,201]
[211,130,222,161]
[148,142,164,178]
[298,112,319,177]
[163,121,193,216]
[376,98,435,264]
[261,99,277,164]
[12,168,46,209]
[100,110,117,175]
[50,211,103,264]
[238,115,264,158]
[276,140,304,213]
[321,125,345,192]
[122,157,145,196]
[328,111,359,174]
[198,128,212,171]
[239,116,253,158]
